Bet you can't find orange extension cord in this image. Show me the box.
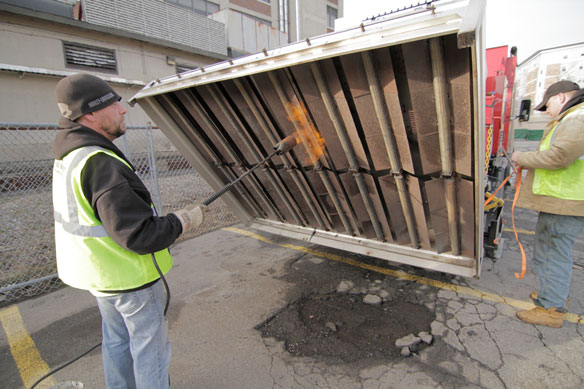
[484,167,526,279]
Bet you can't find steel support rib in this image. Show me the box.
[444,177,460,255]
[361,51,420,248]
[430,37,460,255]
[160,95,266,218]
[309,62,385,241]
[316,168,354,234]
[205,84,303,225]
[179,90,283,221]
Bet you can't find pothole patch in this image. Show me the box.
[258,292,435,363]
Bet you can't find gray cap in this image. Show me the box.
[534,80,580,111]
[55,73,121,120]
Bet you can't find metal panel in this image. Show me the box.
[131,0,486,277]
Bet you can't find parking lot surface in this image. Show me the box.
[1,202,584,388]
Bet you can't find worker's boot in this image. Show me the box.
[516,306,566,328]
[529,291,569,309]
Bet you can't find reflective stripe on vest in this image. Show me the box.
[53,146,173,291]
[532,104,584,200]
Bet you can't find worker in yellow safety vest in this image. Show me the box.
[53,73,207,388]
[512,80,584,328]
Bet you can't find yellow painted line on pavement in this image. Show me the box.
[225,226,584,325]
[0,305,56,388]
[504,227,535,235]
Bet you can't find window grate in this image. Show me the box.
[63,41,117,73]
[327,6,338,29]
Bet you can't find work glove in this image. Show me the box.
[173,204,207,235]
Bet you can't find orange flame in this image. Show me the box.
[285,102,326,165]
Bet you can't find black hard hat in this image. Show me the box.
[55,73,121,120]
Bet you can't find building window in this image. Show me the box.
[327,6,337,29]
[279,0,288,33]
[63,41,117,73]
[259,0,271,3]
[167,0,219,15]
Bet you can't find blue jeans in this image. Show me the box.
[95,280,170,389]
[533,212,584,310]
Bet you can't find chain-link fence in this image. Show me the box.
[0,123,238,305]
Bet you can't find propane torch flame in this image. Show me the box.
[285,102,326,165]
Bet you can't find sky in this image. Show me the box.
[341,0,584,64]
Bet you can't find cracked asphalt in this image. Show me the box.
[2,202,584,388]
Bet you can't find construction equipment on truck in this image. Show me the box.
[483,45,519,260]
[130,0,490,278]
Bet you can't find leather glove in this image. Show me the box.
[173,204,207,235]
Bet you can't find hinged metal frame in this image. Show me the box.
[132,0,487,278]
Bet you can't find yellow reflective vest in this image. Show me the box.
[53,146,173,291]
[532,105,584,201]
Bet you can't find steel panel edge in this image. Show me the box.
[250,219,476,278]
[467,0,487,278]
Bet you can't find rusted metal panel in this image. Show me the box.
[250,168,293,224]
[249,72,308,166]
[289,63,351,170]
[171,89,287,222]
[131,0,486,277]
[457,177,475,258]
[325,170,360,235]
[277,167,320,226]
[195,85,260,165]
[362,174,393,242]
[171,90,236,165]
[401,40,442,175]
[339,53,391,171]
[443,34,474,178]
[372,48,415,174]
[229,77,288,157]
[156,93,266,220]
[302,169,334,227]
[318,59,370,169]
[425,177,475,257]
[378,175,410,245]
[406,175,432,250]
[425,178,451,254]
[212,80,276,163]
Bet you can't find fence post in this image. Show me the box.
[120,132,132,161]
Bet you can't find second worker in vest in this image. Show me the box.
[511,80,584,328]
[53,73,207,388]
